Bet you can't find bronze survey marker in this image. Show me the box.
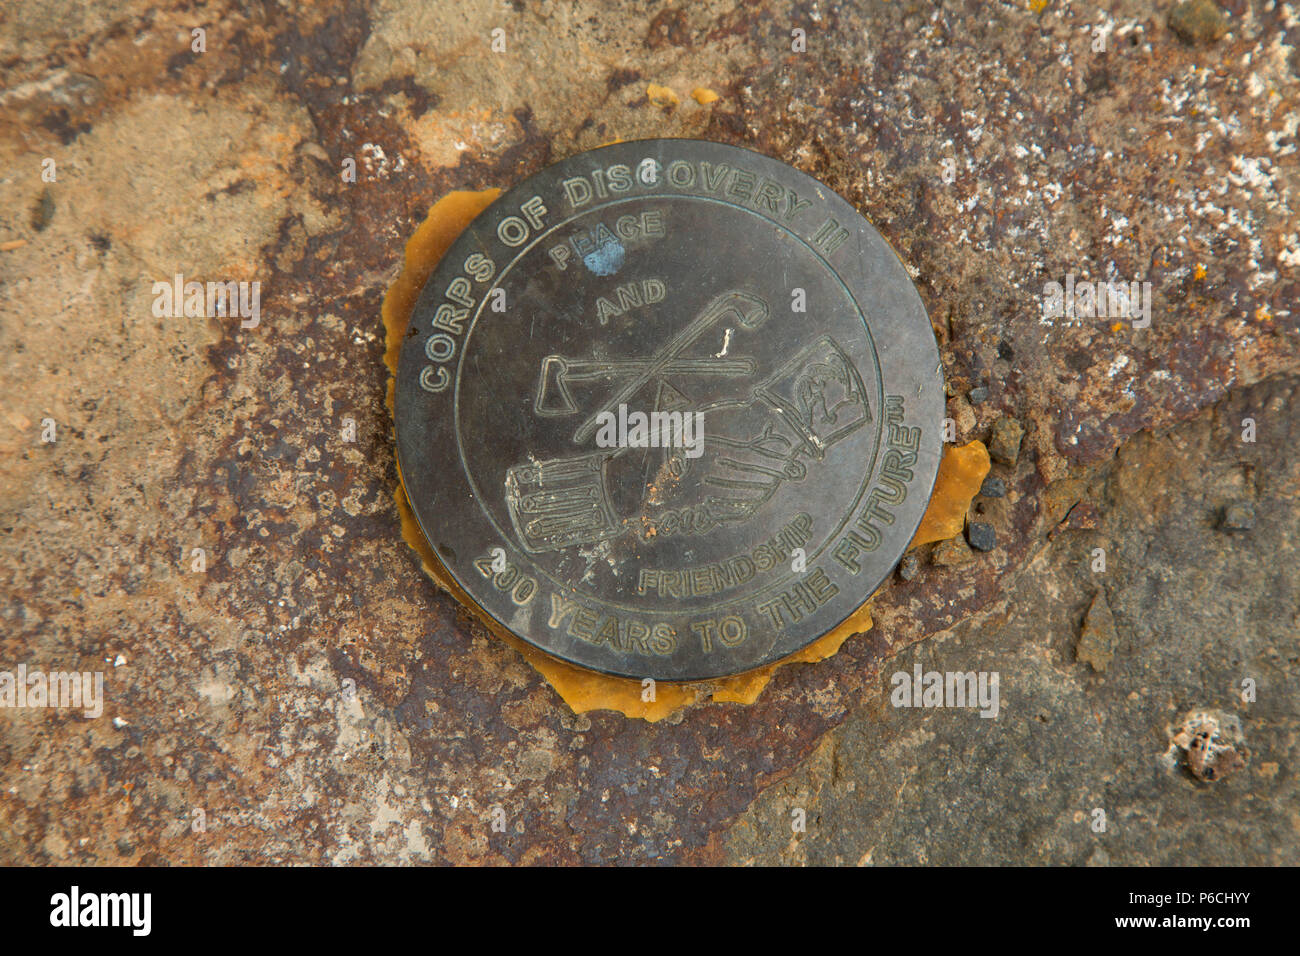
[395,140,943,681]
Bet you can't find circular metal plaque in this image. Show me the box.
[395,139,943,681]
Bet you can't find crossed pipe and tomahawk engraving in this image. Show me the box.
[505,290,872,553]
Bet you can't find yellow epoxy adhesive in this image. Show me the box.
[909,441,991,547]
[385,190,979,720]
[646,84,680,107]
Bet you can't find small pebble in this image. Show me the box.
[967,521,996,552]
[1076,591,1118,672]
[932,536,974,566]
[988,416,1024,466]
[979,476,1007,498]
[967,385,990,404]
[1220,500,1256,531]
[1169,0,1228,46]
[897,553,920,581]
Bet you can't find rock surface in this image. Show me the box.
[1,0,1297,864]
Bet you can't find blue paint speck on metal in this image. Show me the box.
[583,240,624,276]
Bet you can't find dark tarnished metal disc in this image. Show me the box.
[395,139,943,681]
